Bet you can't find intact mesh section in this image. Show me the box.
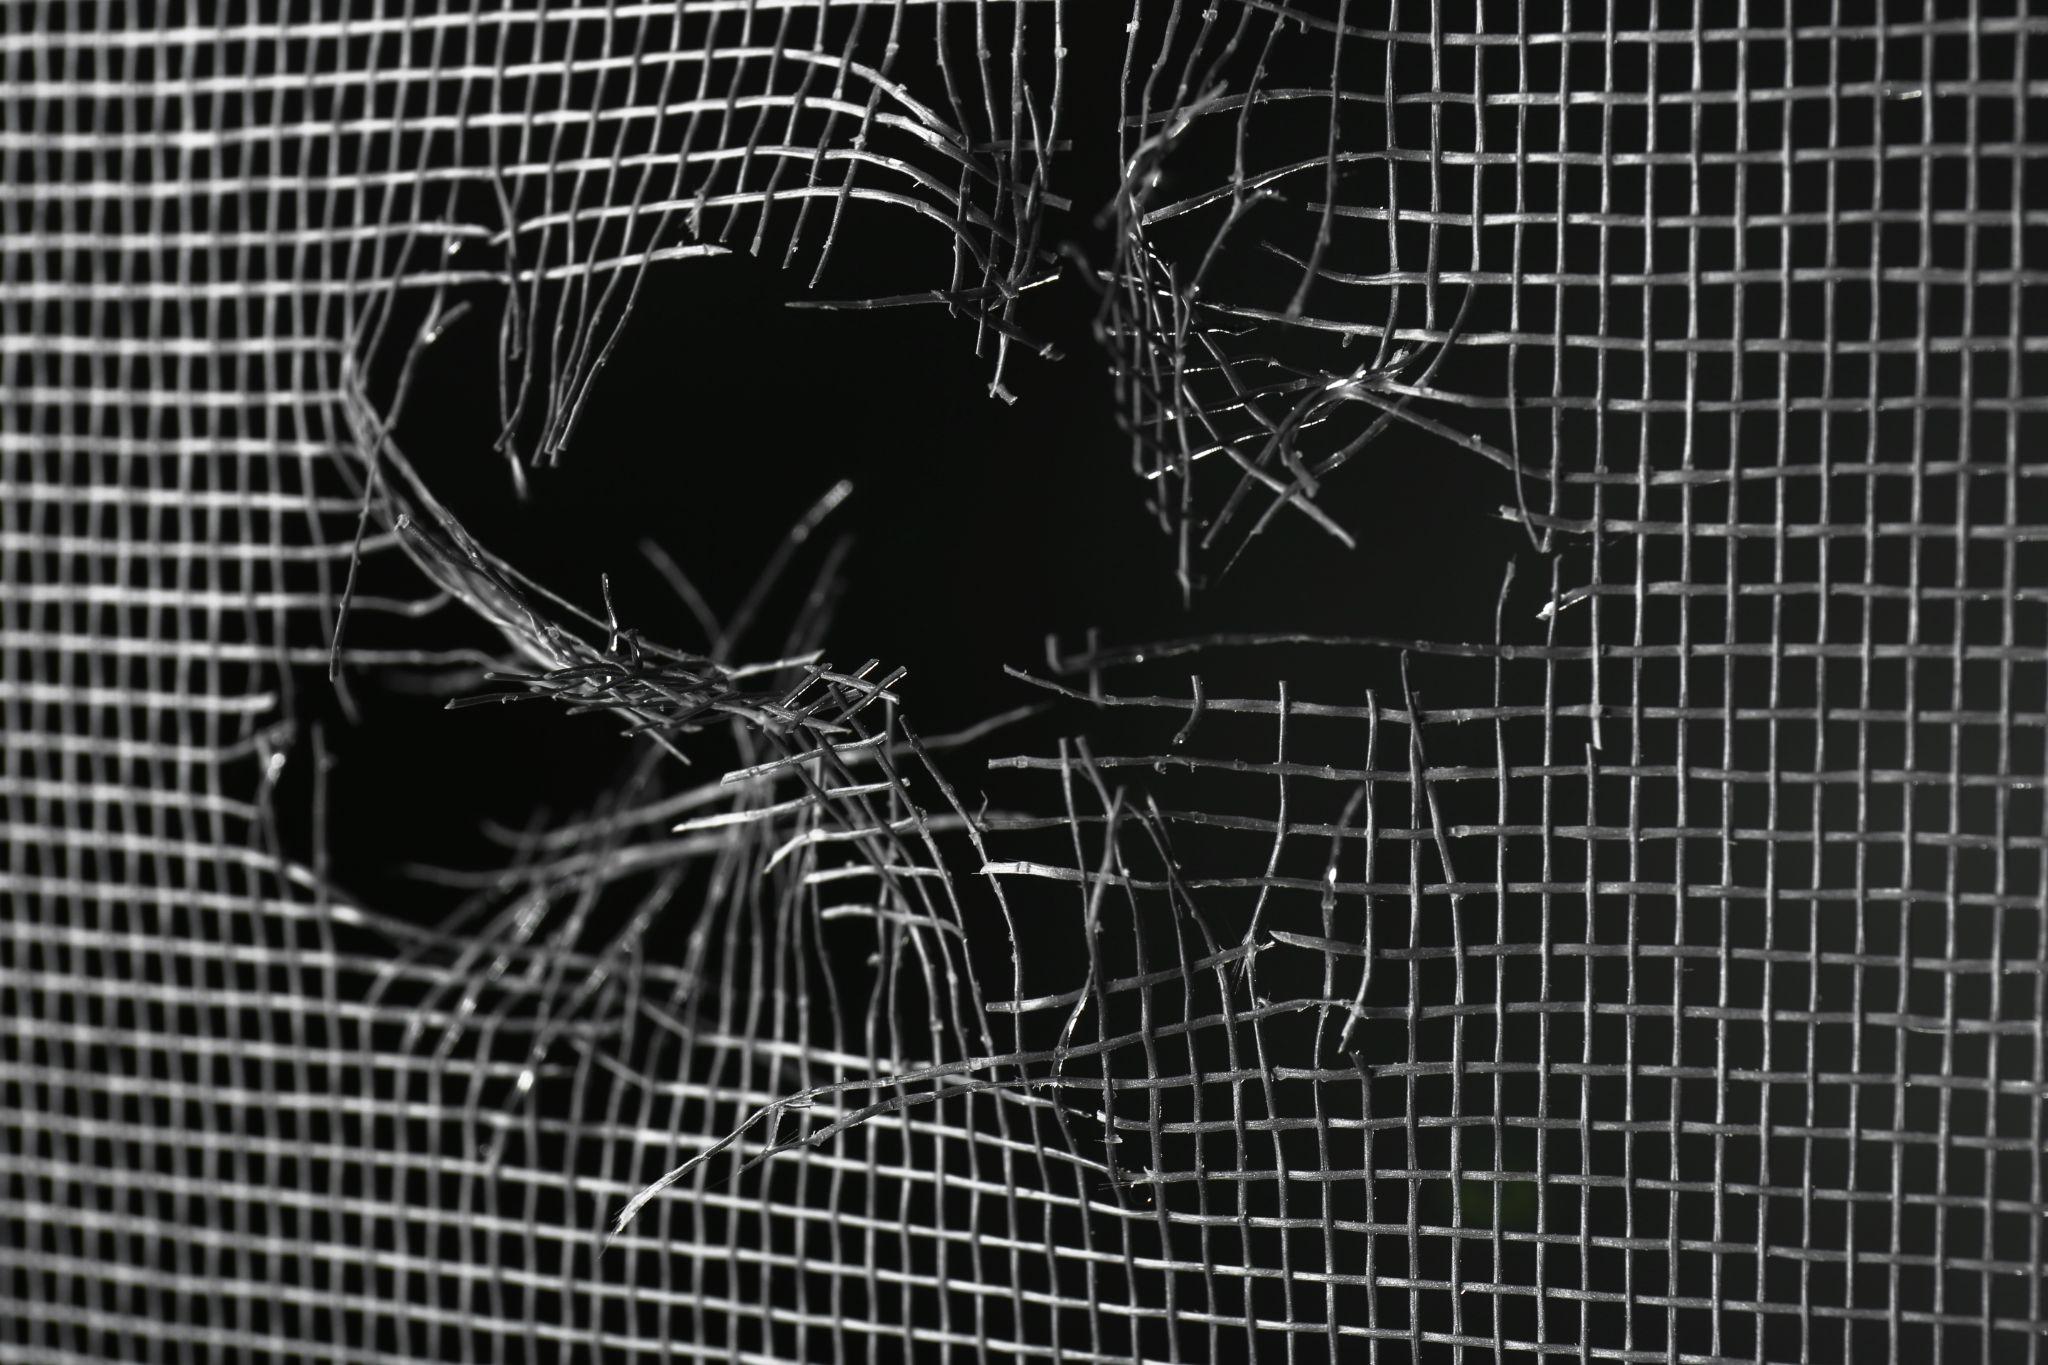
[4,3,2044,1364]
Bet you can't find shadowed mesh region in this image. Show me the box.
[3,2,2045,1363]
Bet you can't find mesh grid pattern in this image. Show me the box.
[4,2,2045,1362]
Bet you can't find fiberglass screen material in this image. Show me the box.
[4,2,2046,1362]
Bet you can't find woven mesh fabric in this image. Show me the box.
[4,2,2045,1363]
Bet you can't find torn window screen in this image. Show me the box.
[4,2,2044,1363]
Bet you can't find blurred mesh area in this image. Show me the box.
[4,3,2045,1363]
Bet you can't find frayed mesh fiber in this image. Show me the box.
[4,3,2045,1364]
